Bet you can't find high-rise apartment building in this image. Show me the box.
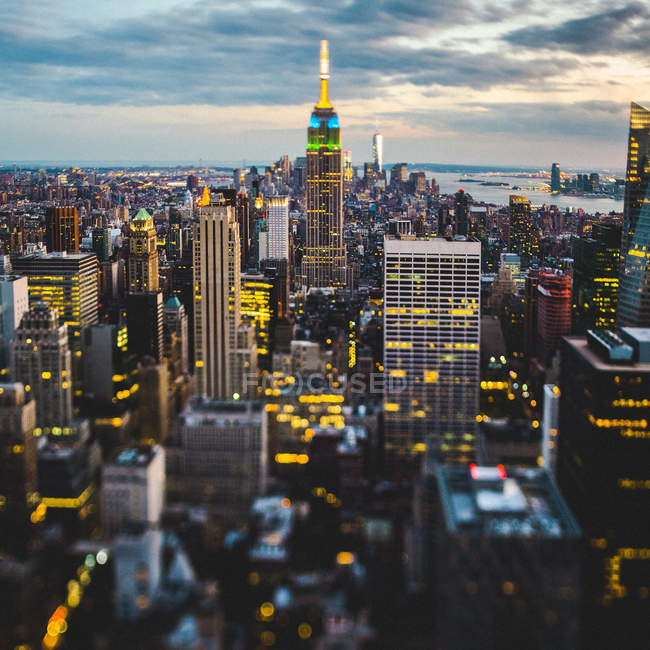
[383,235,481,471]
[266,196,290,261]
[303,40,346,288]
[617,102,650,327]
[193,191,241,399]
[536,269,572,365]
[11,303,72,427]
[551,162,561,193]
[45,206,79,253]
[0,274,29,369]
[572,223,621,333]
[128,209,159,293]
[559,329,650,649]
[509,195,539,267]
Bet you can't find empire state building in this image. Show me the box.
[303,40,346,288]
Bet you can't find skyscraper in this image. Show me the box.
[11,303,72,427]
[193,191,241,399]
[536,269,572,365]
[551,162,561,193]
[0,382,38,551]
[126,292,163,364]
[372,127,383,173]
[572,223,621,333]
[45,206,79,253]
[163,296,188,376]
[509,194,539,267]
[266,195,290,261]
[303,40,346,288]
[92,227,112,262]
[617,102,650,327]
[559,329,650,649]
[128,208,159,293]
[454,189,469,236]
[12,252,99,339]
[383,235,481,472]
[0,274,29,369]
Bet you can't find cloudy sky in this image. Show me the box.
[1,0,648,168]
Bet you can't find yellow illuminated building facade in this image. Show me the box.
[128,208,159,293]
[509,195,539,266]
[383,236,481,472]
[618,102,650,327]
[241,274,273,357]
[303,40,346,288]
[193,193,241,399]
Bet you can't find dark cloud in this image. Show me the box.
[0,0,578,107]
[505,2,650,54]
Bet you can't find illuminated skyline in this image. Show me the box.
[1,0,649,167]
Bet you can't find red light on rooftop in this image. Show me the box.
[469,463,478,479]
[497,464,507,480]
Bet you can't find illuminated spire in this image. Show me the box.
[316,40,332,109]
[197,185,210,207]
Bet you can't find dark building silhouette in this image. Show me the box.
[45,206,79,253]
[559,329,650,650]
[572,223,621,333]
[618,102,650,327]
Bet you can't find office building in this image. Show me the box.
[0,275,29,369]
[241,272,274,358]
[551,162,561,192]
[193,190,241,399]
[163,296,188,376]
[431,464,581,650]
[45,206,79,253]
[0,383,38,551]
[509,195,539,267]
[372,128,383,173]
[102,445,165,537]
[126,291,163,364]
[572,223,621,333]
[166,223,182,261]
[92,227,112,262]
[536,269,571,365]
[390,163,408,188]
[559,329,650,649]
[454,189,470,236]
[12,252,99,338]
[166,399,267,519]
[383,235,481,471]
[303,40,346,288]
[618,102,650,327]
[83,324,123,405]
[11,303,72,427]
[128,208,159,293]
[266,196,290,261]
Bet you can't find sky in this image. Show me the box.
[1,0,649,169]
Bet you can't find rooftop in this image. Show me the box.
[437,465,580,539]
[111,445,160,468]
